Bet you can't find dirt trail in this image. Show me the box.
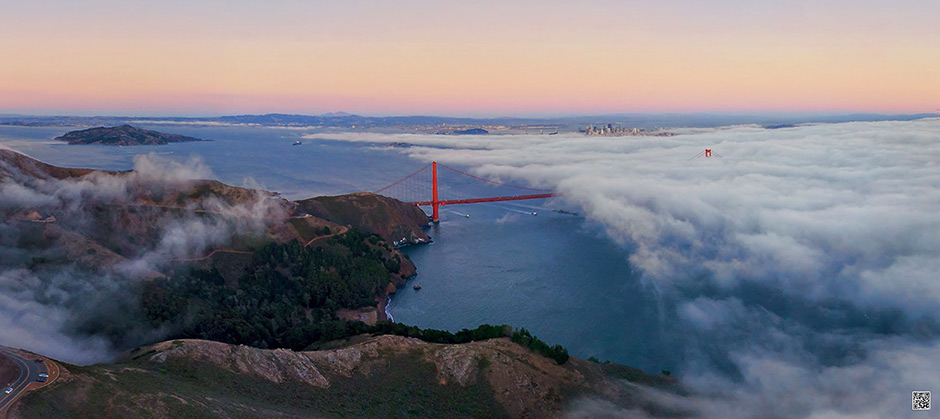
[172,249,254,262]
[104,202,354,262]
[304,226,349,247]
[172,226,350,262]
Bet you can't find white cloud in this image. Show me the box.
[323,121,940,309]
[0,152,287,364]
[132,152,212,182]
[321,120,940,417]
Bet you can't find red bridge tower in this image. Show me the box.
[432,161,440,223]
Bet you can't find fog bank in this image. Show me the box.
[321,120,940,416]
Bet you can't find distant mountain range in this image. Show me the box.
[0,111,934,131]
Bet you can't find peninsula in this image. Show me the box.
[54,124,205,146]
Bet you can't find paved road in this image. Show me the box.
[0,347,44,414]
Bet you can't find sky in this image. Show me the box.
[2,0,939,116]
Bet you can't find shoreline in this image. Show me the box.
[380,238,427,323]
[383,296,394,322]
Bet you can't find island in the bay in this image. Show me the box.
[54,124,206,146]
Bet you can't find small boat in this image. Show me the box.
[413,285,422,290]
[292,140,302,146]
[465,214,470,218]
[532,212,538,216]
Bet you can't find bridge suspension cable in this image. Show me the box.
[374,162,433,195]
[373,161,556,223]
[435,163,551,193]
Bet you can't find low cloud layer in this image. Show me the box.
[0,152,286,364]
[320,120,940,417]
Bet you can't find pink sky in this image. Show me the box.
[2,1,938,116]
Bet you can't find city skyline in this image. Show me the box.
[2,1,939,116]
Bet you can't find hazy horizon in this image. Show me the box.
[3,1,938,116]
[1,109,936,120]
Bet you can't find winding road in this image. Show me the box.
[0,346,57,417]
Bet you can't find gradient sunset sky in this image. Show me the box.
[2,0,938,116]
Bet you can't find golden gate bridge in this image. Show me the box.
[374,162,556,223]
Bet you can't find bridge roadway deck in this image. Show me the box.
[412,193,556,206]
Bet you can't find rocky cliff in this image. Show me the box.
[13,336,682,418]
[296,192,431,246]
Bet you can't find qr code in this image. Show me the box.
[913,391,930,410]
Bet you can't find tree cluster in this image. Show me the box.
[142,230,400,350]
[510,328,570,365]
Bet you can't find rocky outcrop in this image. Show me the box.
[17,334,681,418]
[295,192,430,246]
[430,344,482,386]
[135,335,678,418]
[148,340,330,388]
[145,336,428,389]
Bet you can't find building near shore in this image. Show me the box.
[579,124,675,137]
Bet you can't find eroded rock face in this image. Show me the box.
[149,340,330,387]
[353,334,425,357]
[302,347,362,378]
[139,335,677,417]
[147,336,430,389]
[429,344,482,386]
[148,336,491,391]
[471,339,587,417]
